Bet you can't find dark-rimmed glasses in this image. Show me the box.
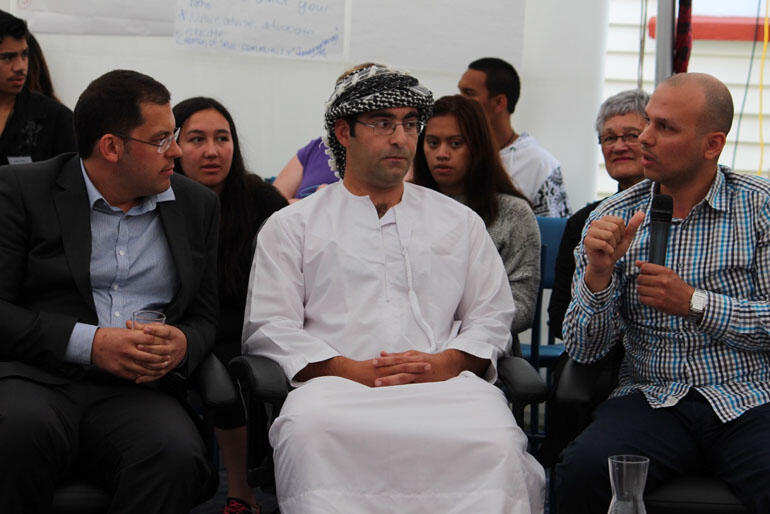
[599,133,640,148]
[355,119,423,136]
[116,128,180,153]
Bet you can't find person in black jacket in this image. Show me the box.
[0,70,219,513]
[174,96,288,514]
[0,10,75,165]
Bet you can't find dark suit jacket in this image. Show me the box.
[0,88,77,165]
[0,152,219,390]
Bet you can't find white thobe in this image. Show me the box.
[243,182,545,513]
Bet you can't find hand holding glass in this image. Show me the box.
[131,310,166,329]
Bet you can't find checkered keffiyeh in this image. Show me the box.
[322,64,434,176]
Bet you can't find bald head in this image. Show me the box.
[659,73,733,135]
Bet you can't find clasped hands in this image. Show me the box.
[369,349,461,387]
[305,349,486,388]
[584,211,694,316]
[91,322,188,384]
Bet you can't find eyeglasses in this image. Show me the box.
[599,132,640,147]
[116,128,180,153]
[355,119,424,136]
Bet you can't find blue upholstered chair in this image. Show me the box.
[520,216,568,368]
[519,216,568,439]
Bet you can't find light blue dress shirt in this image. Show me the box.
[63,161,179,364]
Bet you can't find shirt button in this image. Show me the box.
[118,250,126,256]
[112,285,119,290]
[114,311,121,318]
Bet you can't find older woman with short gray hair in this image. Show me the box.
[548,89,649,339]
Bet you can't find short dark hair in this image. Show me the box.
[73,69,170,158]
[344,116,357,137]
[468,57,521,114]
[663,72,734,135]
[0,10,28,41]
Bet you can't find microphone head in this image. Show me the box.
[650,194,673,223]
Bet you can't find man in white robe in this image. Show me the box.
[242,64,545,513]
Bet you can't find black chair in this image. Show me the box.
[51,479,111,514]
[545,349,747,514]
[50,353,238,514]
[229,353,549,489]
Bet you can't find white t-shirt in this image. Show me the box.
[500,132,572,217]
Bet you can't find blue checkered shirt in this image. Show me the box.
[563,165,770,422]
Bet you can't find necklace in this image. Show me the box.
[501,131,516,149]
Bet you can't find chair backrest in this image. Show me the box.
[528,216,568,365]
[537,216,567,290]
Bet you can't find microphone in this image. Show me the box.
[648,193,673,266]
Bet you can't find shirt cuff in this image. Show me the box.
[446,339,501,383]
[64,322,98,365]
[576,273,617,312]
[288,347,341,388]
[697,290,730,339]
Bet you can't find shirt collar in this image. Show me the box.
[80,158,175,214]
[641,165,729,225]
[704,165,729,212]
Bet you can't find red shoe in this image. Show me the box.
[223,497,257,514]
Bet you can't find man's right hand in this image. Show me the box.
[583,211,645,292]
[91,327,172,383]
[294,355,432,387]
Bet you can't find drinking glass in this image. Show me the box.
[131,310,166,329]
[608,454,649,514]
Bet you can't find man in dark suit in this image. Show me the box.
[0,70,219,513]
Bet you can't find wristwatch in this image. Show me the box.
[686,289,707,324]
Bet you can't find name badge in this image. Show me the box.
[7,156,32,165]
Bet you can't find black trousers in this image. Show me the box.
[0,376,212,513]
[555,390,770,514]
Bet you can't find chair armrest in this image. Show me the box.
[229,355,289,489]
[189,353,238,409]
[229,355,290,404]
[498,355,549,404]
[554,345,623,405]
[553,358,597,404]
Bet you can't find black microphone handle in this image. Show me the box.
[648,220,670,266]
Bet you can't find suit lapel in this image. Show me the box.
[54,156,96,312]
[158,196,191,321]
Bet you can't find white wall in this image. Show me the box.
[517,0,608,209]
[15,0,608,210]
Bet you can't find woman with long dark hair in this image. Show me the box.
[174,96,287,514]
[413,94,540,336]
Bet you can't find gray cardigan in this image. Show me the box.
[454,193,541,335]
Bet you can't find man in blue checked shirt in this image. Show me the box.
[556,73,770,513]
